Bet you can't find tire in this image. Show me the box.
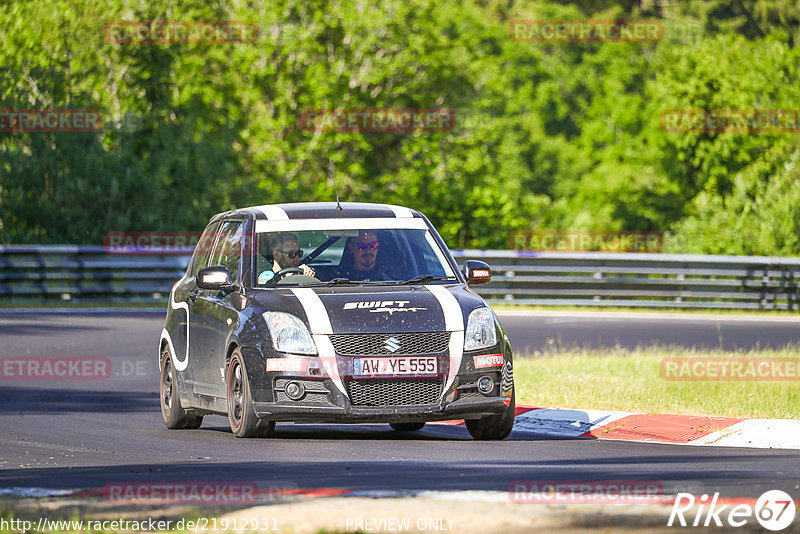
[465,390,515,441]
[389,422,425,432]
[227,349,275,438]
[160,348,203,429]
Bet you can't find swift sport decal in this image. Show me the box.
[342,300,427,315]
[161,276,190,371]
[426,285,465,398]
[289,288,346,396]
[343,300,410,310]
[369,307,427,315]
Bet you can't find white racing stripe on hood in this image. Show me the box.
[290,288,345,395]
[425,285,465,398]
[254,205,290,220]
[426,285,464,332]
[290,288,333,334]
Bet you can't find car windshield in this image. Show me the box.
[253,226,457,286]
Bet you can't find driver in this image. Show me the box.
[339,230,389,281]
[270,232,315,277]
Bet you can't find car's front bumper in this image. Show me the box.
[252,396,508,423]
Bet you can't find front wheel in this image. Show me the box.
[227,349,275,438]
[160,348,203,429]
[465,391,515,440]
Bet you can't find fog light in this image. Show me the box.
[285,381,305,400]
[478,375,494,396]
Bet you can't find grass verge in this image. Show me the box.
[514,345,800,419]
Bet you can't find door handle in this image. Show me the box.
[189,291,198,302]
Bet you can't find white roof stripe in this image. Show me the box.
[384,204,414,218]
[253,205,290,220]
[255,217,428,233]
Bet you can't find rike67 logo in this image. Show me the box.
[668,490,796,531]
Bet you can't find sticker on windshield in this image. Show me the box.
[258,270,275,284]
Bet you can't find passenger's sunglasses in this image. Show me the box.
[356,241,379,252]
[279,249,303,258]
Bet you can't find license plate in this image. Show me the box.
[353,357,437,376]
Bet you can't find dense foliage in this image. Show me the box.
[2,0,799,254]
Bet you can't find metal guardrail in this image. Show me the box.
[0,246,189,303]
[456,250,800,310]
[1,245,799,310]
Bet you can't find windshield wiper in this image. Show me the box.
[399,275,457,285]
[299,278,388,287]
[299,277,354,287]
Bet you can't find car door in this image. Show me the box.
[174,221,219,403]
[190,219,244,398]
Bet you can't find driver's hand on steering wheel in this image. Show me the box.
[300,264,315,277]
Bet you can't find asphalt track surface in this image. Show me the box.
[1,311,800,501]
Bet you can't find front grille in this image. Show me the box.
[274,378,328,393]
[330,332,450,356]
[457,389,484,402]
[345,378,443,407]
[274,378,331,405]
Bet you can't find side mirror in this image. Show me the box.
[463,260,492,285]
[196,266,234,290]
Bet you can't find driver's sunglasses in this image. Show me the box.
[356,241,379,252]
[279,249,303,258]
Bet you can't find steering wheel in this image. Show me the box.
[264,267,304,287]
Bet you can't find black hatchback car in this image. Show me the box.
[159,202,515,439]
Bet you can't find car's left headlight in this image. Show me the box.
[262,312,317,355]
[464,307,497,350]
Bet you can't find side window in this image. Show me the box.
[210,221,244,282]
[190,222,220,277]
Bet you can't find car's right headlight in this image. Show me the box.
[464,307,497,350]
[262,312,317,355]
